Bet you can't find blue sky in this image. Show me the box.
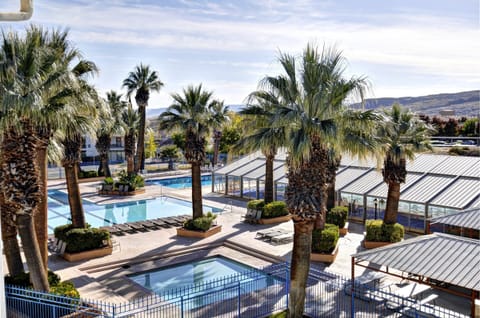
[1,0,479,109]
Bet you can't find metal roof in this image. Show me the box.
[214,152,261,175]
[352,233,480,291]
[400,175,455,203]
[462,160,480,178]
[228,158,265,177]
[430,208,480,230]
[340,169,383,195]
[367,172,425,198]
[429,178,480,209]
[335,167,371,190]
[428,156,480,176]
[244,160,284,180]
[405,154,447,173]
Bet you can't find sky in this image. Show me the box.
[1,0,479,109]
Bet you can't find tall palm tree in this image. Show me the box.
[159,84,227,219]
[211,101,230,167]
[252,44,374,317]
[380,103,434,224]
[122,103,140,176]
[122,64,163,173]
[238,98,287,204]
[96,91,126,177]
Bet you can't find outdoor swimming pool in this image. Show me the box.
[47,190,222,234]
[147,175,212,188]
[128,256,282,307]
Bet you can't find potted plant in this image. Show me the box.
[177,212,222,238]
[54,224,112,262]
[311,224,340,263]
[326,206,349,235]
[364,220,404,249]
[101,177,114,192]
[258,201,291,224]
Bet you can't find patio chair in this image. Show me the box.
[263,229,291,241]
[241,209,256,222]
[151,218,169,228]
[270,233,293,244]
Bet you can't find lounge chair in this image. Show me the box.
[256,229,286,239]
[134,220,158,230]
[241,209,256,222]
[100,225,123,235]
[260,229,290,241]
[126,222,147,231]
[270,233,293,244]
[151,218,169,228]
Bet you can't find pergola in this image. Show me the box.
[351,233,480,317]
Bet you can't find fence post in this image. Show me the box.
[180,296,184,318]
[285,262,289,310]
[351,285,355,318]
[237,281,241,317]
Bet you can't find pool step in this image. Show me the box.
[223,240,285,264]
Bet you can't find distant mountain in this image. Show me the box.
[352,90,479,117]
[146,107,167,119]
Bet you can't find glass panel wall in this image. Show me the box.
[258,180,265,200]
[242,178,257,199]
[213,174,226,193]
[227,176,241,196]
[340,192,364,221]
[275,182,286,201]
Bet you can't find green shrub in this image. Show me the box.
[78,170,98,179]
[263,201,288,218]
[103,177,114,185]
[50,281,80,298]
[183,212,217,231]
[54,225,110,253]
[326,206,348,228]
[247,199,265,212]
[365,220,404,242]
[5,271,64,289]
[311,224,339,254]
[117,170,144,190]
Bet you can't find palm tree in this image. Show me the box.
[122,103,140,176]
[96,91,126,177]
[211,101,230,167]
[380,103,434,224]
[159,84,227,219]
[251,44,374,317]
[123,64,163,173]
[238,98,287,204]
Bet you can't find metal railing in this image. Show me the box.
[5,263,469,318]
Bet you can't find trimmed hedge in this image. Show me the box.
[312,224,339,254]
[326,206,348,228]
[247,199,265,212]
[365,220,404,242]
[78,170,98,179]
[54,224,110,253]
[183,212,217,231]
[4,271,79,298]
[263,201,288,218]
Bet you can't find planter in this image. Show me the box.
[363,240,394,249]
[339,222,349,236]
[176,225,222,239]
[62,244,113,262]
[310,243,339,263]
[258,215,292,225]
[78,176,105,184]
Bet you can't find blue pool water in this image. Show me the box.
[128,256,281,307]
[47,190,221,234]
[147,175,212,188]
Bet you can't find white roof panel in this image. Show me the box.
[228,158,266,177]
[405,154,447,173]
[400,175,455,203]
[340,169,383,195]
[335,168,371,190]
[429,156,480,176]
[429,177,480,209]
[244,160,284,180]
[368,173,425,198]
[214,152,261,175]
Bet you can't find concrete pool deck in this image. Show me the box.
[4,176,471,314]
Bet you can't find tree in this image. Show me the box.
[96,91,126,177]
[238,100,287,204]
[159,145,180,170]
[379,103,434,224]
[123,64,163,173]
[461,118,479,137]
[144,129,157,159]
[159,84,227,219]
[122,104,140,176]
[210,102,230,167]
[251,44,374,317]
[171,132,186,152]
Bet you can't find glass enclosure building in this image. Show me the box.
[212,151,480,233]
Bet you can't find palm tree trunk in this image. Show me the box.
[213,130,221,167]
[16,213,49,292]
[383,181,401,224]
[326,182,336,211]
[98,153,111,177]
[264,153,275,204]
[0,196,24,276]
[288,219,314,318]
[65,163,86,228]
[35,145,49,271]
[314,185,328,231]
[191,162,203,219]
[135,105,146,173]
